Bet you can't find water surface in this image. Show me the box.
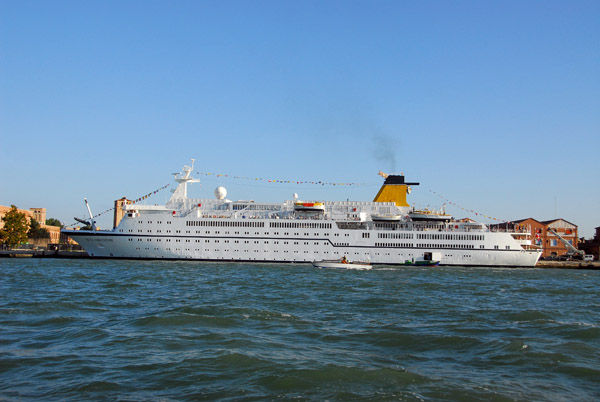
[1,259,599,401]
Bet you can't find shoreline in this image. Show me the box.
[1,249,598,269]
[0,249,89,258]
[534,260,599,269]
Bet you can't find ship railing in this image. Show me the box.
[489,226,531,234]
[274,213,333,221]
[374,222,506,233]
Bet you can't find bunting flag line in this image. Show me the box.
[427,189,510,223]
[195,172,367,187]
[130,183,170,204]
[65,204,118,228]
[68,184,171,228]
[97,183,171,215]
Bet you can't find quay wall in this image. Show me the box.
[0,249,598,269]
[535,260,599,269]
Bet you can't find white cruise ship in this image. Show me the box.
[63,162,541,267]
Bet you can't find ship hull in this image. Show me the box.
[64,223,541,267]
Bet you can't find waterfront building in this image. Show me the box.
[0,205,61,245]
[579,226,600,261]
[505,218,579,259]
[0,205,34,227]
[541,219,579,258]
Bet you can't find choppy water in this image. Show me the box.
[1,259,599,401]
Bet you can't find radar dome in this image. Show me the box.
[215,186,227,200]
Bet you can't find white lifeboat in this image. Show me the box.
[408,205,452,222]
[294,202,325,212]
[371,213,402,222]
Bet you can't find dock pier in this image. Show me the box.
[0,249,89,258]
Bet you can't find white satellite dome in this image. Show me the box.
[215,186,227,200]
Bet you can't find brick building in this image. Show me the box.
[510,218,579,259]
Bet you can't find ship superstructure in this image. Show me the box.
[63,162,541,267]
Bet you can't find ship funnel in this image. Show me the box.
[373,174,419,207]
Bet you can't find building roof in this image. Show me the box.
[512,218,543,224]
[492,217,579,229]
[541,218,577,227]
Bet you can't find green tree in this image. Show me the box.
[46,217,63,228]
[0,205,30,247]
[28,218,50,239]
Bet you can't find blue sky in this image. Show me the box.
[1,1,598,236]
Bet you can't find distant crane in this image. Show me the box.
[73,198,97,231]
[547,228,583,257]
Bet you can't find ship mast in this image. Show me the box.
[168,159,200,203]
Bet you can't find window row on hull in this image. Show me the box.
[123,235,495,251]
[186,220,265,227]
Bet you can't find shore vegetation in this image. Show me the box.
[0,205,29,247]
